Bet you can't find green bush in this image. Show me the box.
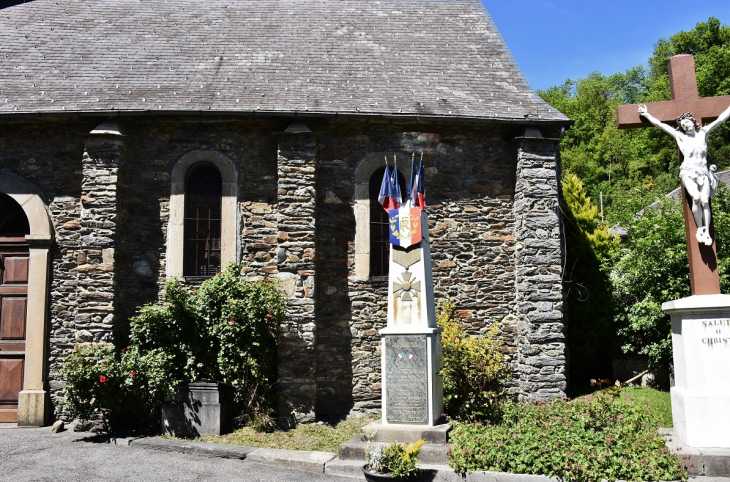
[59,264,286,430]
[448,389,686,481]
[59,344,177,431]
[436,299,510,422]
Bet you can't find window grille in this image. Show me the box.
[369,167,404,277]
[184,164,222,277]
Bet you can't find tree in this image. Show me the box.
[561,173,617,384]
[539,17,730,226]
[605,187,730,368]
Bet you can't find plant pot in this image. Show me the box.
[161,382,232,438]
[362,466,395,481]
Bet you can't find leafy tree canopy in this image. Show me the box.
[541,17,730,376]
[540,17,730,226]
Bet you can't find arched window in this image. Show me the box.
[368,167,405,277]
[183,164,222,278]
[167,150,238,279]
[0,194,30,237]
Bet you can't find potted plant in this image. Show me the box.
[363,439,425,481]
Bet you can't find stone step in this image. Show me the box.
[662,428,730,477]
[338,436,451,465]
[361,419,451,444]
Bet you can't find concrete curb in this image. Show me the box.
[246,447,336,474]
[130,436,256,459]
[130,437,336,475]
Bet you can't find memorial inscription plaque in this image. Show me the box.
[385,335,428,423]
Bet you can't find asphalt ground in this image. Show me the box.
[2,425,730,482]
[0,426,350,482]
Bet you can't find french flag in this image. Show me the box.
[378,164,399,212]
[410,158,426,208]
[391,160,402,207]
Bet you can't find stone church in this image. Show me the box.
[0,0,570,426]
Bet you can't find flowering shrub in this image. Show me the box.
[130,264,285,427]
[59,264,285,431]
[59,344,177,431]
[437,299,510,422]
[448,390,687,481]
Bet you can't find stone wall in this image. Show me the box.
[0,115,566,419]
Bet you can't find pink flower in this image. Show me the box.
[230,318,235,324]
[99,376,107,383]
[130,371,136,377]
[164,304,168,308]
[267,313,273,318]
[265,278,269,282]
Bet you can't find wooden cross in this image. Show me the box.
[617,54,730,295]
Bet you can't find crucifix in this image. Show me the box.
[617,54,730,295]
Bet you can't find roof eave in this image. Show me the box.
[0,108,573,126]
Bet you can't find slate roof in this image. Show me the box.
[0,0,569,123]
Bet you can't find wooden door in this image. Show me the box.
[0,238,29,423]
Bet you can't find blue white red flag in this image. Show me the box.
[391,160,402,208]
[378,164,398,212]
[407,155,417,208]
[411,158,425,209]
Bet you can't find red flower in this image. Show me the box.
[230,318,235,324]
[103,361,108,366]
[191,288,196,292]
[265,278,269,282]
[130,371,136,377]
[164,304,168,308]
[99,376,107,383]
[122,347,126,352]
[267,313,273,318]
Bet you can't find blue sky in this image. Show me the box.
[483,1,730,92]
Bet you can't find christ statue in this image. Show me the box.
[638,103,730,245]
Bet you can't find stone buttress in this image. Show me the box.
[512,130,566,400]
[276,130,319,423]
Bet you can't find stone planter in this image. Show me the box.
[161,382,232,438]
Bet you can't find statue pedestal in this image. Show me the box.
[663,294,730,448]
[380,209,443,427]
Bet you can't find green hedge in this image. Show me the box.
[448,389,686,481]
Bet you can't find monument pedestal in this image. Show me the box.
[663,294,730,448]
[380,327,443,427]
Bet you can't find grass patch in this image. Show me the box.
[448,390,686,481]
[203,417,372,453]
[620,386,673,428]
